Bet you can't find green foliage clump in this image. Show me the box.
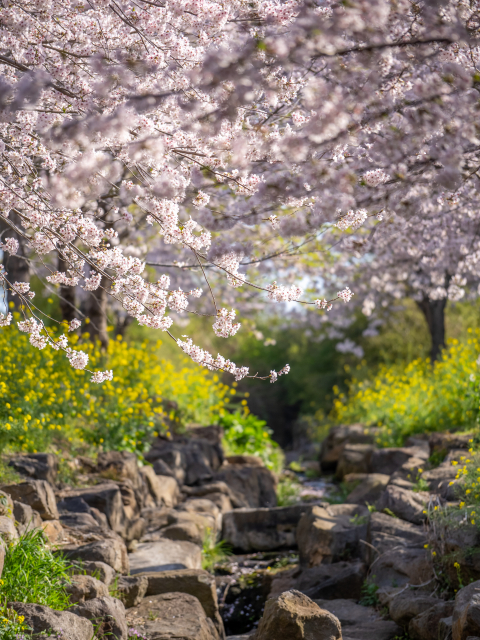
[1,529,71,610]
[332,334,480,446]
[220,410,284,473]
[0,603,32,639]
[201,529,232,572]
[359,579,379,606]
[277,475,302,506]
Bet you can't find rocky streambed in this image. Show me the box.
[0,424,479,638]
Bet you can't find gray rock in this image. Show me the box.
[368,546,434,588]
[41,519,64,543]
[295,561,367,600]
[297,504,370,567]
[126,592,220,640]
[453,580,480,640]
[161,521,203,546]
[9,602,94,640]
[315,598,402,640]
[214,464,277,509]
[409,601,455,640]
[8,453,58,485]
[370,447,428,475]
[138,568,224,638]
[59,538,129,574]
[344,473,390,506]
[0,515,18,540]
[1,479,58,520]
[319,424,376,473]
[96,451,142,491]
[439,616,453,640]
[13,500,43,535]
[376,485,428,524]
[71,595,127,640]
[72,561,116,586]
[58,484,127,536]
[388,591,442,627]
[116,575,148,608]
[422,464,459,498]
[429,432,472,457]
[255,590,342,640]
[65,574,109,604]
[140,467,179,508]
[183,481,241,508]
[367,511,427,560]
[128,540,202,574]
[336,444,375,479]
[223,504,318,553]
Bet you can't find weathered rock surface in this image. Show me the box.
[9,453,58,485]
[376,485,428,524]
[214,463,277,509]
[138,568,224,637]
[58,484,127,536]
[129,539,202,574]
[336,444,375,479]
[366,511,427,563]
[9,602,94,640]
[315,598,402,640]
[409,601,455,640]
[297,504,370,567]
[319,424,376,473]
[116,575,149,608]
[70,560,116,586]
[453,580,480,640]
[126,592,220,640]
[255,590,342,640]
[222,504,318,552]
[60,537,129,574]
[295,561,367,601]
[388,591,442,627]
[344,473,390,506]
[65,574,109,604]
[369,447,428,475]
[71,595,128,640]
[1,479,58,520]
[368,546,434,588]
[140,467,179,508]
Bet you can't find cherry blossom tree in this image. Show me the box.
[0,0,478,382]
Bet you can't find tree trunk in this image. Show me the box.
[0,213,30,309]
[86,277,109,348]
[57,252,77,323]
[416,295,447,362]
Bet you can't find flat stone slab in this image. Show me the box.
[128,540,202,575]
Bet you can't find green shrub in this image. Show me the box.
[1,528,70,609]
[220,410,284,473]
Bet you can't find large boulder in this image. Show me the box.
[376,485,428,525]
[58,484,127,536]
[65,574,109,604]
[409,601,455,640]
[96,451,142,491]
[295,561,367,601]
[319,424,376,473]
[369,447,428,475]
[344,474,390,506]
[214,463,277,509]
[71,596,127,640]
[388,591,443,627]
[13,500,43,535]
[138,568,224,638]
[453,580,480,640]
[297,504,370,567]
[8,602,94,640]
[315,598,402,640]
[115,575,148,608]
[128,539,202,574]
[368,546,434,588]
[422,463,458,497]
[140,467,179,508]
[429,432,472,457]
[74,561,116,586]
[255,590,342,640]
[336,445,375,480]
[1,479,58,520]
[366,512,427,563]
[59,538,129,574]
[126,592,220,640]
[223,504,317,552]
[8,453,58,485]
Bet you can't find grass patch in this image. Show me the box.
[277,475,302,506]
[1,528,71,609]
[201,528,232,572]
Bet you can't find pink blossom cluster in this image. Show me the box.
[267,282,302,303]
[213,308,241,338]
